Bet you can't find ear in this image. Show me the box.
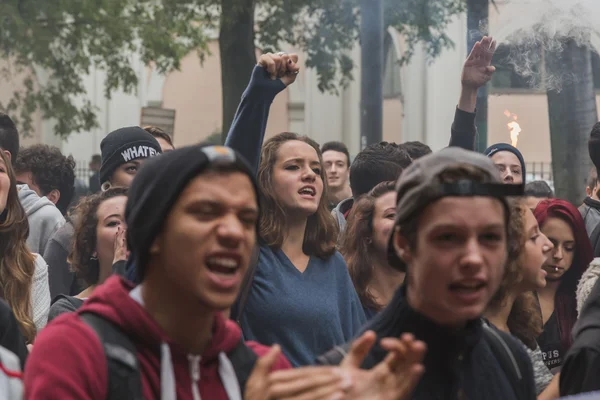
[2,150,10,162]
[149,235,161,256]
[393,227,413,265]
[46,189,61,205]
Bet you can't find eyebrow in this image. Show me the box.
[103,214,122,221]
[284,158,321,166]
[430,223,505,231]
[187,199,258,214]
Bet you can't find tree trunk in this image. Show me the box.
[359,0,384,149]
[546,39,597,204]
[219,0,256,143]
[466,0,489,152]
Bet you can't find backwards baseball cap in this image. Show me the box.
[387,147,524,271]
[125,144,259,282]
[100,126,162,185]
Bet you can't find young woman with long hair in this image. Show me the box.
[534,199,593,373]
[0,151,50,344]
[485,199,558,398]
[226,53,365,366]
[47,188,128,321]
[341,181,404,319]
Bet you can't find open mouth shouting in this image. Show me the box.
[298,185,316,199]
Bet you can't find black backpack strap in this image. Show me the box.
[80,312,143,400]
[231,245,260,324]
[316,342,351,366]
[227,339,259,392]
[482,324,528,399]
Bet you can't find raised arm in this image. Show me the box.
[450,36,497,151]
[225,53,299,175]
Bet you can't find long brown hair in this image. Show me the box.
[69,188,128,287]
[0,151,36,343]
[257,132,338,258]
[342,181,396,311]
[487,199,542,350]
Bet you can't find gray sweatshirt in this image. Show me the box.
[18,184,65,254]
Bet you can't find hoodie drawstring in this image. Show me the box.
[161,343,176,400]
[218,352,242,400]
[131,286,242,399]
[188,355,202,400]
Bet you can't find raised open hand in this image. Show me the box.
[245,345,352,400]
[112,226,128,265]
[258,52,300,87]
[341,331,426,400]
[462,36,497,90]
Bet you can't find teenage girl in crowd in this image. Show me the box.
[226,53,365,366]
[341,181,405,319]
[534,199,593,373]
[47,188,128,321]
[485,199,559,398]
[0,151,50,343]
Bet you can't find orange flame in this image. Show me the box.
[504,109,521,147]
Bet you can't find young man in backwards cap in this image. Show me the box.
[319,147,536,399]
[24,144,427,399]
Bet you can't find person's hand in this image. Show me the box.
[461,36,497,90]
[258,52,300,87]
[341,331,426,400]
[244,345,352,400]
[112,226,128,265]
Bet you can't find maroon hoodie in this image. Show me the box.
[24,276,290,399]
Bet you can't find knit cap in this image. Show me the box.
[125,145,259,282]
[100,127,162,185]
[484,143,527,183]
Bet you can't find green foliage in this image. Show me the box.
[257,0,465,93]
[0,0,212,137]
[0,0,465,138]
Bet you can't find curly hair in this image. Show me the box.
[341,181,396,312]
[0,151,36,343]
[69,188,128,287]
[13,144,76,214]
[258,132,338,258]
[487,199,542,350]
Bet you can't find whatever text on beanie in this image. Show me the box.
[125,145,259,282]
[99,127,162,185]
[484,143,527,182]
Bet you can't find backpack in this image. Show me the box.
[80,312,258,399]
[316,323,531,399]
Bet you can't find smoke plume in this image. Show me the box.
[477,0,600,92]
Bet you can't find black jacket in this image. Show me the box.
[319,287,536,400]
[560,278,600,395]
[579,197,600,239]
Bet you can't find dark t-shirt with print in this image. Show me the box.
[538,312,563,373]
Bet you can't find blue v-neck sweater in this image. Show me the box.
[226,66,366,366]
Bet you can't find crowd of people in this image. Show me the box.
[0,36,599,399]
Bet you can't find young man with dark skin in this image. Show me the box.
[322,141,352,209]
